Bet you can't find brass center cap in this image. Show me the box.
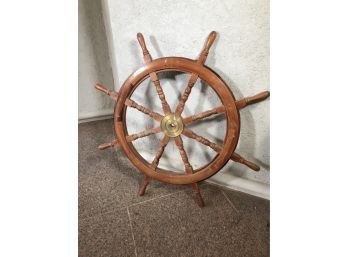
[160,113,184,137]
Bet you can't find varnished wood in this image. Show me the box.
[96,32,269,208]
[190,182,205,208]
[95,83,118,101]
[126,127,161,142]
[182,129,260,171]
[151,135,170,169]
[175,31,217,115]
[98,139,119,150]
[136,33,152,63]
[115,57,240,185]
[150,73,171,114]
[231,153,260,171]
[96,83,163,121]
[236,91,270,109]
[98,127,162,150]
[197,31,217,64]
[174,136,204,207]
[175,73,199,115]
[126,98,163,121]
[183,105,225,125]
[182,129,221,152]
[137,33,171,114]
[138,175,151,196]
[174,136,193,172]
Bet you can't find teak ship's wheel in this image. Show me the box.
[96,32,269,207]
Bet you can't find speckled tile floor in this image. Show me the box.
[79,119,270,257]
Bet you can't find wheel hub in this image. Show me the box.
[160,113,184,137]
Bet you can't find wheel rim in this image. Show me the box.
[115,57,240,184]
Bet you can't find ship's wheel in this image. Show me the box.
[95,31,269,207]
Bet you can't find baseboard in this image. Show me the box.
[206,172,270,200]
[78,109,114,123]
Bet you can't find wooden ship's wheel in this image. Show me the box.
[95,31,269,207]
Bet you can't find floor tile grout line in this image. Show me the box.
[220,189,267,254]
[126,188,189,208]
[126,207,138,257]
[79,184,212,221]
[220,189,240,213]
[79,190,190,222]
[79,207,129,221]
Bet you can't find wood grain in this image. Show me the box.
[174,136,204,207]
[114,57,240,185]
[98,139,119,150]
[231,153,260,171]
[126,127,161,142]
[137,33,171,114]
[96,83,163,121]
[236,91,270,109]
[151,135,170,169]
[175,31,217,116]
[183,105,225,125]
[96,32,269,208]
[182,129,259,171]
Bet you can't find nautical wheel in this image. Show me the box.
[95,31,269,207]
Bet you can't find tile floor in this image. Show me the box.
[79,119,269,257]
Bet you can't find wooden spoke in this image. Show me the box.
[236,91,270,110]
[182,129,259,172]
[197,31,217,64]
[175,74,199,115]
[149,73,171,114]
[98,139,119,150]
[151,135,170,169]
[96,83,163,121]
[183,105,225,125]
[98,128,161,150]
[136,33,152,63]
[190,182,205,208]
[230,153,260,171]
[174,136,194,173]
[175,31,217,116]
[137,33,171,114]
[138,175,151,196]
[126,127,161,142]
[173,136,204,207]
[182,129,222,152]
[125,98,163,121]
[95,83,119,101]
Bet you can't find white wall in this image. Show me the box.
[78,0,115,121]
[102,0,270,198]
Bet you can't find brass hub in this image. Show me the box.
[160,113,184,137]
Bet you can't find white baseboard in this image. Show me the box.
[206,172,270,200]
[78,109,114,123]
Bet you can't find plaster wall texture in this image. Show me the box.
[102,0,270,195]
[78,0,115,120]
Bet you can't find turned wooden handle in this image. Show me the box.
[236,91,270,109]
[246,91,270,105]
[98,142,113,150]
[203,31,217,53]
[95,83,110,94]
[137,32,148,54]
[241,158,260,171]
[231,153,260,171]
[95,83,119,101]
[98,140,118,150]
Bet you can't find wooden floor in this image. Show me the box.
[79,119,270,257]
